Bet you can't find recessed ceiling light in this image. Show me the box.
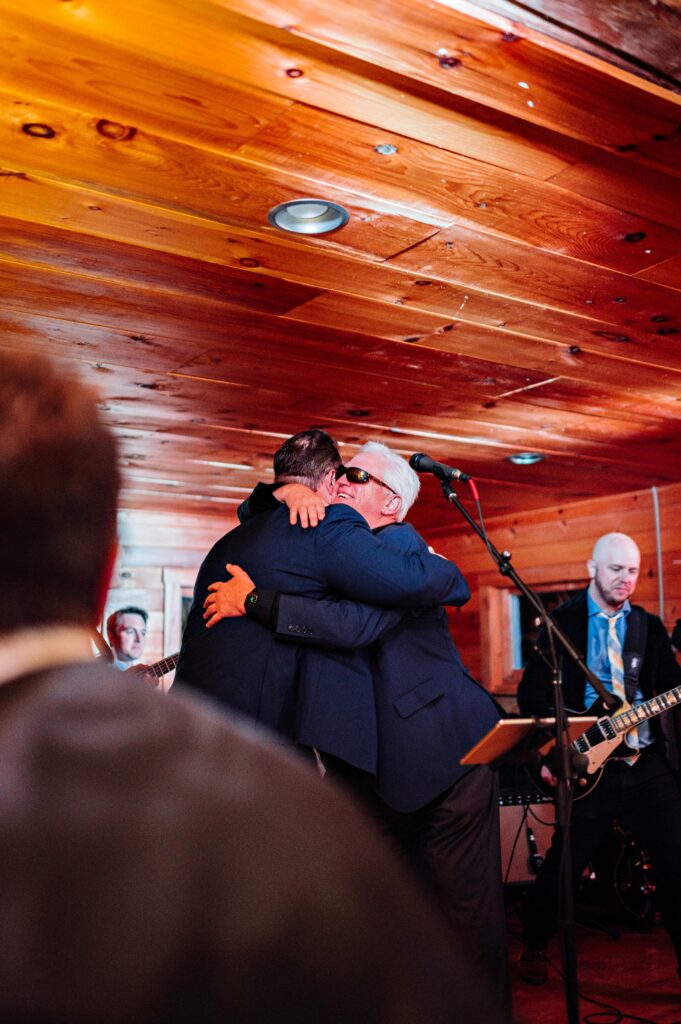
[268,199,350,235]
[507,452,545,465]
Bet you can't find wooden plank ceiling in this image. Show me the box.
[1,0,681,534]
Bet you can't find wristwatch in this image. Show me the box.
[244,587,259,613]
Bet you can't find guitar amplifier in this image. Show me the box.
[499,793,555,885]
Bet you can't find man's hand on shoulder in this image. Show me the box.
[204,563,256,628]
[273,483,327,528]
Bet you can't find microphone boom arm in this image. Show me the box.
[437,479,618,711]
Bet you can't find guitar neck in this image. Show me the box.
[611,683,681,734]
[146,653,180,679]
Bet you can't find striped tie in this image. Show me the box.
[602,611,638,757]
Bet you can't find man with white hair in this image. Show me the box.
[202,440,509,1017]
[517,532,681,985]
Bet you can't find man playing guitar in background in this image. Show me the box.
[95,607,177,687]
[106,605,149,670]
[517,532,681,986]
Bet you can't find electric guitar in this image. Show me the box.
[566,684,681,798]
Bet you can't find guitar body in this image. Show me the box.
[535,697,644,800]
[570,698,641,798]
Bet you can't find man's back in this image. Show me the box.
[177,506,305,734]
[0,659,498,1023]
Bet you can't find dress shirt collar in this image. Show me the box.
[587,591,631,620]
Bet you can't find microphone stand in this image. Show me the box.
[437,478,619,1024]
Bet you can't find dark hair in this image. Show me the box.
[273,429,341,489]
[0,349,119,635]
[106,606,149,646]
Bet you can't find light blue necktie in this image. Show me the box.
[600,611,638,758]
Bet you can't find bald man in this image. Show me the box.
[517,532,681,985]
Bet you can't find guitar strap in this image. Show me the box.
[622,606,647,702]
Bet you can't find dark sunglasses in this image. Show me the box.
[335,465,397,494]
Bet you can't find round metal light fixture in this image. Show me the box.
[507,452,545,465]
[267,198,350,235]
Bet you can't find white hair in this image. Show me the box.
[355,441,420,521]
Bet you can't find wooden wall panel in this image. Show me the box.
[102,508,231,680]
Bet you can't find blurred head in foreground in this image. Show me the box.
[0,348,119,637]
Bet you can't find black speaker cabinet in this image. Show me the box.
[499,798,555,885]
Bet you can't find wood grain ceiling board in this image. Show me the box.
[236,102,681,255]
[4,217,670,371]
[388,229,681,329]
[0,308,208,372]
[3,314,665,475]
[3,172,677,363]
[0,91,438,259]
[144,313,675,439]
[0,8,292,152]
[6,224,679,372]
[0,0,570,177]
[122,358,677,475]
[639,255,681,290]
[460,0,681,93]
[0,215,323,313]
[283,293,681,400]
[2,0,681,528]
[213,0,681,148]
[548,154,681,236]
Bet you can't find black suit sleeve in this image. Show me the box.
[244,588,279,628]
[237,483,279,523]
[645,614,681,692]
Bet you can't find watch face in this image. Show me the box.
[246,589,258,606]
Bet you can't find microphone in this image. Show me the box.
[409,452,470,483]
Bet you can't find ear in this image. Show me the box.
[382,492,402,518]
[586,558,596,579]
[321,466,337,502]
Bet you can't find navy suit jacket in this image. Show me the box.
[275,523,501,812]
[176,504,470,773]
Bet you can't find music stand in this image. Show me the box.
[460,717,598,768]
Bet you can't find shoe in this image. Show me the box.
[517,946,548,985]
